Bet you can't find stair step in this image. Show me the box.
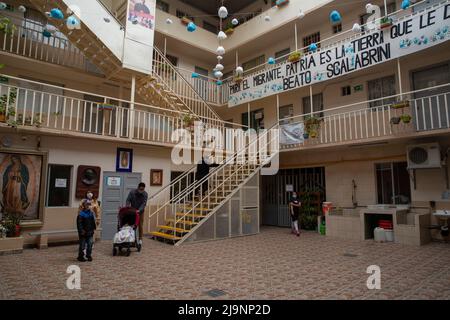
[180,206,212,211]
[157,225,189,233]
[176,213,207,219]
[165,218,198,226]
[150,231,182,241]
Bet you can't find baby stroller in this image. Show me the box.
[112,207,141,256]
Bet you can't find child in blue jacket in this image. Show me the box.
[77,199,96,262]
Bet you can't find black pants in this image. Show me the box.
[195,180,208,196]
[78,236,93,258]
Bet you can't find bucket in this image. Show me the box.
[322,202,333,215]
[385,229,394,242]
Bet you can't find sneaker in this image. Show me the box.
[87,256,93,262]
[297,232,300,237]
[77,256,86,262]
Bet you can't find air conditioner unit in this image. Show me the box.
[407,143,441,169]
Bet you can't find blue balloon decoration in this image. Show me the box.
[42,30,52,38]
[50,8,64,20]
[187,22,197,32]
[268,57,276,65]
[216,80,223,86]
[401,0,410,10]
[329,10,342,24]
[191,72,200,78]
[66,15,80,28]
[309,43,318,52]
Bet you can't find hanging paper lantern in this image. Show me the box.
[366,3,374,12]
[50,8,64,20]
[214,71,223,78]
[218,6,228,19]
[298,9,305,19]
[235,66,244,75]
[0,2,6,10]
[191,72,200,78]
[45,24,58,35]
[66,15,80,29]
[309,43,318,52]
[166,18,173,24]
[18,5,26,13]
[216,46,225,55]
[216,80,223,86]
[232,18,239,26]
[217,56,223,61]
[215,64,224,71]
[329,10,342,24]
[268,57,276,65]
[401,0,410,10]
[352,23,361,33]
[264,15,271,22]
[187,22,197,32]
[217,31,227,41]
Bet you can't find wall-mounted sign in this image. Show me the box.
[354,84,364,92]
[227,2,450,107]
[55,178,67,188]
[286,184,294,192]
[107,177,121,187]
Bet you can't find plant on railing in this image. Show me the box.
[233,75,243,83]
[224,21,234,35]
[180,16,192,26]
[0,88,17,122]
[1,212,23,238]
[380,17,393,29]
[182,113,195,131]
[391,100,410,109]
[400,114,412,124]
[9,113,45,128]
[390,116,401,125]
[304,115,322,139]
[0,16,16,35]
[288,51,302,63]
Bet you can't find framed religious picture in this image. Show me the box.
[150,169,163,186]
[116,148,133,172]
[0,151,46,222]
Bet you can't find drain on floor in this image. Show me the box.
[205,289,227,297]
[343,253,358,257]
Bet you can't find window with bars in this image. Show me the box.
[275,48,291,63]
[242,55,265,73]
[375,162,411,205]
[176,9,194,22]
[303,32,320,53]
[367,75,396,109]
[332,23,342,34]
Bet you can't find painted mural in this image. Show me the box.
[0,152,42,220]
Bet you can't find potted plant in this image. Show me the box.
[0,213,24,254]
[380,17,393,29]
[288,51,302,63]
[400,114,412,124]
[390,116,401,125]
[303,132,309,139]
[180,16,192,26]
[304,115,322,138]
[224,21,234,35]
[391,100,410,109]
[0,16,16,36]
[0,88,17,123]
[234,75,243,83]
[183,114,195,131]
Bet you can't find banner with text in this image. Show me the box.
[228,2,450,107]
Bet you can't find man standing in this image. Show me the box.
[289,192,301,237]
[126,182,148,245]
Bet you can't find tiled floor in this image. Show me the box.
[1,227,449,300]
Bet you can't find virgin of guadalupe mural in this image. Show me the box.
[0,153,42,220]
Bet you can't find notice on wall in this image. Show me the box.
[286,184,294,192]
[107,177,121,187]
[123,0,157,74]
[55,179,67,188]
[228,2,450,107]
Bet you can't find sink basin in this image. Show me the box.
[433,210,450,218]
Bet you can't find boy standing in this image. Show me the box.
[77,199,96,262]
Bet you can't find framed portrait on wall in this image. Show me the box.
[150,169,163,186]
[0,151,45,222]
[116,148,133,172]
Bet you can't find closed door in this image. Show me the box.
[413,64,450,131]
[101,172,142,240]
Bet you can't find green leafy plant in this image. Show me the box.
[400,114,412,124]
[288,51,302,63]
[0,88,17,121]
[1,212,23,237]
[0,16,16,36]
[304,115,322,138]
[224,21,234,35]
[391,100,410,109]
[182,113,195,127]
[380,17,393,29]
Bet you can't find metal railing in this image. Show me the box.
[0,75,189,145]
[279,84,450,150]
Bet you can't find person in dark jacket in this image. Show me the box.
[77,199,96,262]
[195,156,210,195]
[126,182,148,243]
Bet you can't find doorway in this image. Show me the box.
[261,167,326,227]
[101,171,142,240]
[242,108,264,131]
[412,63,450,131]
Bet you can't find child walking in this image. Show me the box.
[77,199,96,262]
[289,192,301,237]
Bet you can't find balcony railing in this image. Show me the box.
[279,84,450,150]
[0,16,102,74]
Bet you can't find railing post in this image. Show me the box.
[129,75,136,139]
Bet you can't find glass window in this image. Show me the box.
[242,109,264,131]
[279,105,294,124]
[376,162,411,204]
[332,23,342,34]
[368,75,396,109]
[242,55,265,73]
[303,32,320,53]
[302,93,323,117]
[156,0,169,13]
[47,165,72,207]
[275,48,291,63]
